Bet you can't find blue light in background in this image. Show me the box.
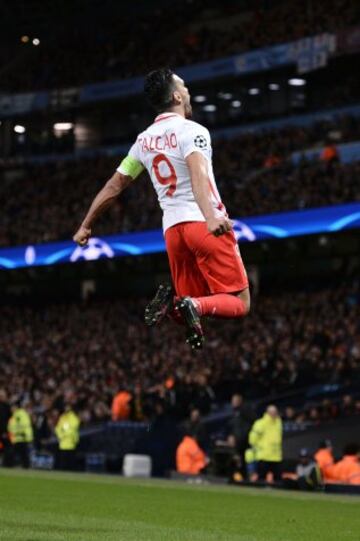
[0,203,359,270]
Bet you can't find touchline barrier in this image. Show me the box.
[0,203,359,270]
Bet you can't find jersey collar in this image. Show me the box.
[154,112,182,123]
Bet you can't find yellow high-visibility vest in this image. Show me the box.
[249,413,282,462]
[55,411,80,450]
[8,408,33,444]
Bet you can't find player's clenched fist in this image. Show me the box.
[206,216,232,237]
[73,225,91,246]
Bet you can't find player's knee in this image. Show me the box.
[238,288,251,315]
[243,297,251,315]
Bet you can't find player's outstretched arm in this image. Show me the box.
[186,152,232,237]
[73,171,132,246]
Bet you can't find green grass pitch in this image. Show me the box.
[0,469,359,541]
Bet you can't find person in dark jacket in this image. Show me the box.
[185,408,208,449]
[227,395,255,451]
[0,390,11,464]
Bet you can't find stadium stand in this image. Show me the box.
[1,113,360,247]
[0,0,358,91]
[0,279,358,432]
[1,154,359,247]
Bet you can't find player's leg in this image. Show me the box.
[144,223,208,338]
[193,287,250,318]
[181,222,250,319]
[144,225,181,326]
[165,224,210,298]
[166,223,211,348]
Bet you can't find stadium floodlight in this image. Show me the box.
[231,100,241,108]
[54,122,74,131]
[203,104,217,112]
[14,125,26,134]
[248,88,260,95]
[288,78,306,86]
[269,83,280,90]
[218,92,233,100]
[193,95,206,103]
[32,38,40,46]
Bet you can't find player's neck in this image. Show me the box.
[163,106,185,118]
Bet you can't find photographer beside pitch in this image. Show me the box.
[74,68,250,349]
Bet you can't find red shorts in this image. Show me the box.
[165,221,248,297]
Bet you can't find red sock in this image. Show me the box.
[193,294,247,319]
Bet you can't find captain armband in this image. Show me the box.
[118,155,144,180]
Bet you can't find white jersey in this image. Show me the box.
[117,112,226,232]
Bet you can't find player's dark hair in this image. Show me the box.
[144,68,176,112]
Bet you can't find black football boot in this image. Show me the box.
[175,296,204,350]
[144,284,174,326]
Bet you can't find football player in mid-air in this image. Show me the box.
[74,68,250,349]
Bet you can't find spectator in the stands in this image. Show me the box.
[320,399,338,421]
[355,400,360,416]
[320,141,339,163]
[307,407,321,425]
[340,395,355,416]
[263,153,282,169]
[283,407,296,422]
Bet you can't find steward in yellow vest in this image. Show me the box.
[8,405,33,468]
[55,405,80,470]
[249,405,283,482]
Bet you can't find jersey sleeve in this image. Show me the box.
[180,122,212,161]
[117,141,144,180]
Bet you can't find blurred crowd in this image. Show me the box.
[0,279,359,443]
[282,395,360,430]
[1,0,358,92]
[216,114,360,178]
[1,113,360,247]
[223,159,360,218]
